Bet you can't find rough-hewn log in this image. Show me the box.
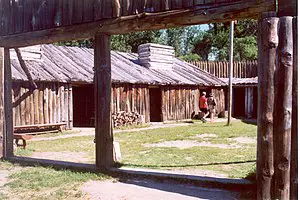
[3,48,13,157]
[290,16,298,200]
[68,85,73,129]
[227,21,234,125]
[256,13,278,200]
[0,48,4,158]
[0,0,275,48]
[94,33,114,168]
[274,16,293,200]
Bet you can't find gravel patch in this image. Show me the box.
[144,140,241,149]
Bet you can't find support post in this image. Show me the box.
[0,48,4,158]
[3,48,13,158]
[227,21,234,125]
[290,16,298,200]
[94,33,114,168]
[256,12,278,200]
[274,16,293,200]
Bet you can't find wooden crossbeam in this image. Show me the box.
[0,0,274,48]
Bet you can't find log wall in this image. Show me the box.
[111,84,150,123]
[211,88,226,116]
[161,86,199,121]
[189,60,258,78]
[12,81,73,129]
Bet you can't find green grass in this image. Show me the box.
[32,129,81,139]
[16,121,257,178]
[0,163,109,200]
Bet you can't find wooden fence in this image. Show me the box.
[188,60,258,78]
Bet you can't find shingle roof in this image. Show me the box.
[11,44,226,86]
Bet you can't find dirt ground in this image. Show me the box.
[81,179,240,200]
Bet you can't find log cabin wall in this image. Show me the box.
[12,81,73,129]
[161,86,199,121]
[211,88,226,116]
[111,83,150,123]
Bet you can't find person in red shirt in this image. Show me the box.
[199,91,208,122]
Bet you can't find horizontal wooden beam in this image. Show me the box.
[0,0,275,48]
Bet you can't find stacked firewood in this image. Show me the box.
[112,111,142,128]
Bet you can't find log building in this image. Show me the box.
[11,44,226,128]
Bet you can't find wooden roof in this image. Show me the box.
[11,44,226,86]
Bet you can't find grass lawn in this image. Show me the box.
[0,161,109,200]
[16,121,257,179]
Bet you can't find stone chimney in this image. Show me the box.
[138,43,175,70]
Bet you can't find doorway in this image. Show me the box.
[149,88,162,122]
[73,84,95,127]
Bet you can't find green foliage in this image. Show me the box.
[192,19,258,61]
[179,53,200,62]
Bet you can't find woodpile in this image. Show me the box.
[112,111,142,128]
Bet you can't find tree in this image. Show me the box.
[192,19,258,61]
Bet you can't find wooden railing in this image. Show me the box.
[188,60,258,78]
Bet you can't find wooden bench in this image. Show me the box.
[14,122,67,134]
[13,123,67,149]
[14,133,33,149]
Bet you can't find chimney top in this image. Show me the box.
[138,43,175,70]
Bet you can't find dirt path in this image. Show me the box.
[81,178,240,200]
[32,118,239,142]
[31,123,192,141]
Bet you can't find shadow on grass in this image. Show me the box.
[118,159,256,168]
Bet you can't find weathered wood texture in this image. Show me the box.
[161,86,198,121]
[111,84,150,123]
[94,33,114,168]
[3,48,13,158]
[278,0,297,17]
[189,60,258,78]
[12,82,72,129]
[0,48,3,158]
[257,15,278,200]
[0,0,275,47]
[274,16,293,200]
[290,16,298,200]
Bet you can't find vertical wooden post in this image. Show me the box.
[227,21,234,126]
[68,85,73,129]
[94,33,114,168]
[257,13,278,200]
[0,48,4,158]
[3,48,13,158]
[290,16,298,200]
[274,16,293,200]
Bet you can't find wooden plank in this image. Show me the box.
[290,16,298,200]
[278,0,297,17]
[25,87,30,125]
[72,0,83,24]
[94,33,114,168]
[0,48,4,158]
[56,84,61,123]
[62,0,73,26]
[33,88,39,124]
[3,48,13,157]
[49,85,53,124]
[14,86,21,126]
[43,84,49,124]
[29,89,34,125]
[256,13,278,200]
[68,85,73,129]
[0,0,275,47]
[83,0,94,22]
[38,84,44,124]
[64,84,69,129]
[60,84,65,123]
[53,84,57,123]
[274,16,293,200]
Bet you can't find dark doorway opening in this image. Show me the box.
[233,88,245,117]
[73,85,95,127]
[149,88,162,122]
